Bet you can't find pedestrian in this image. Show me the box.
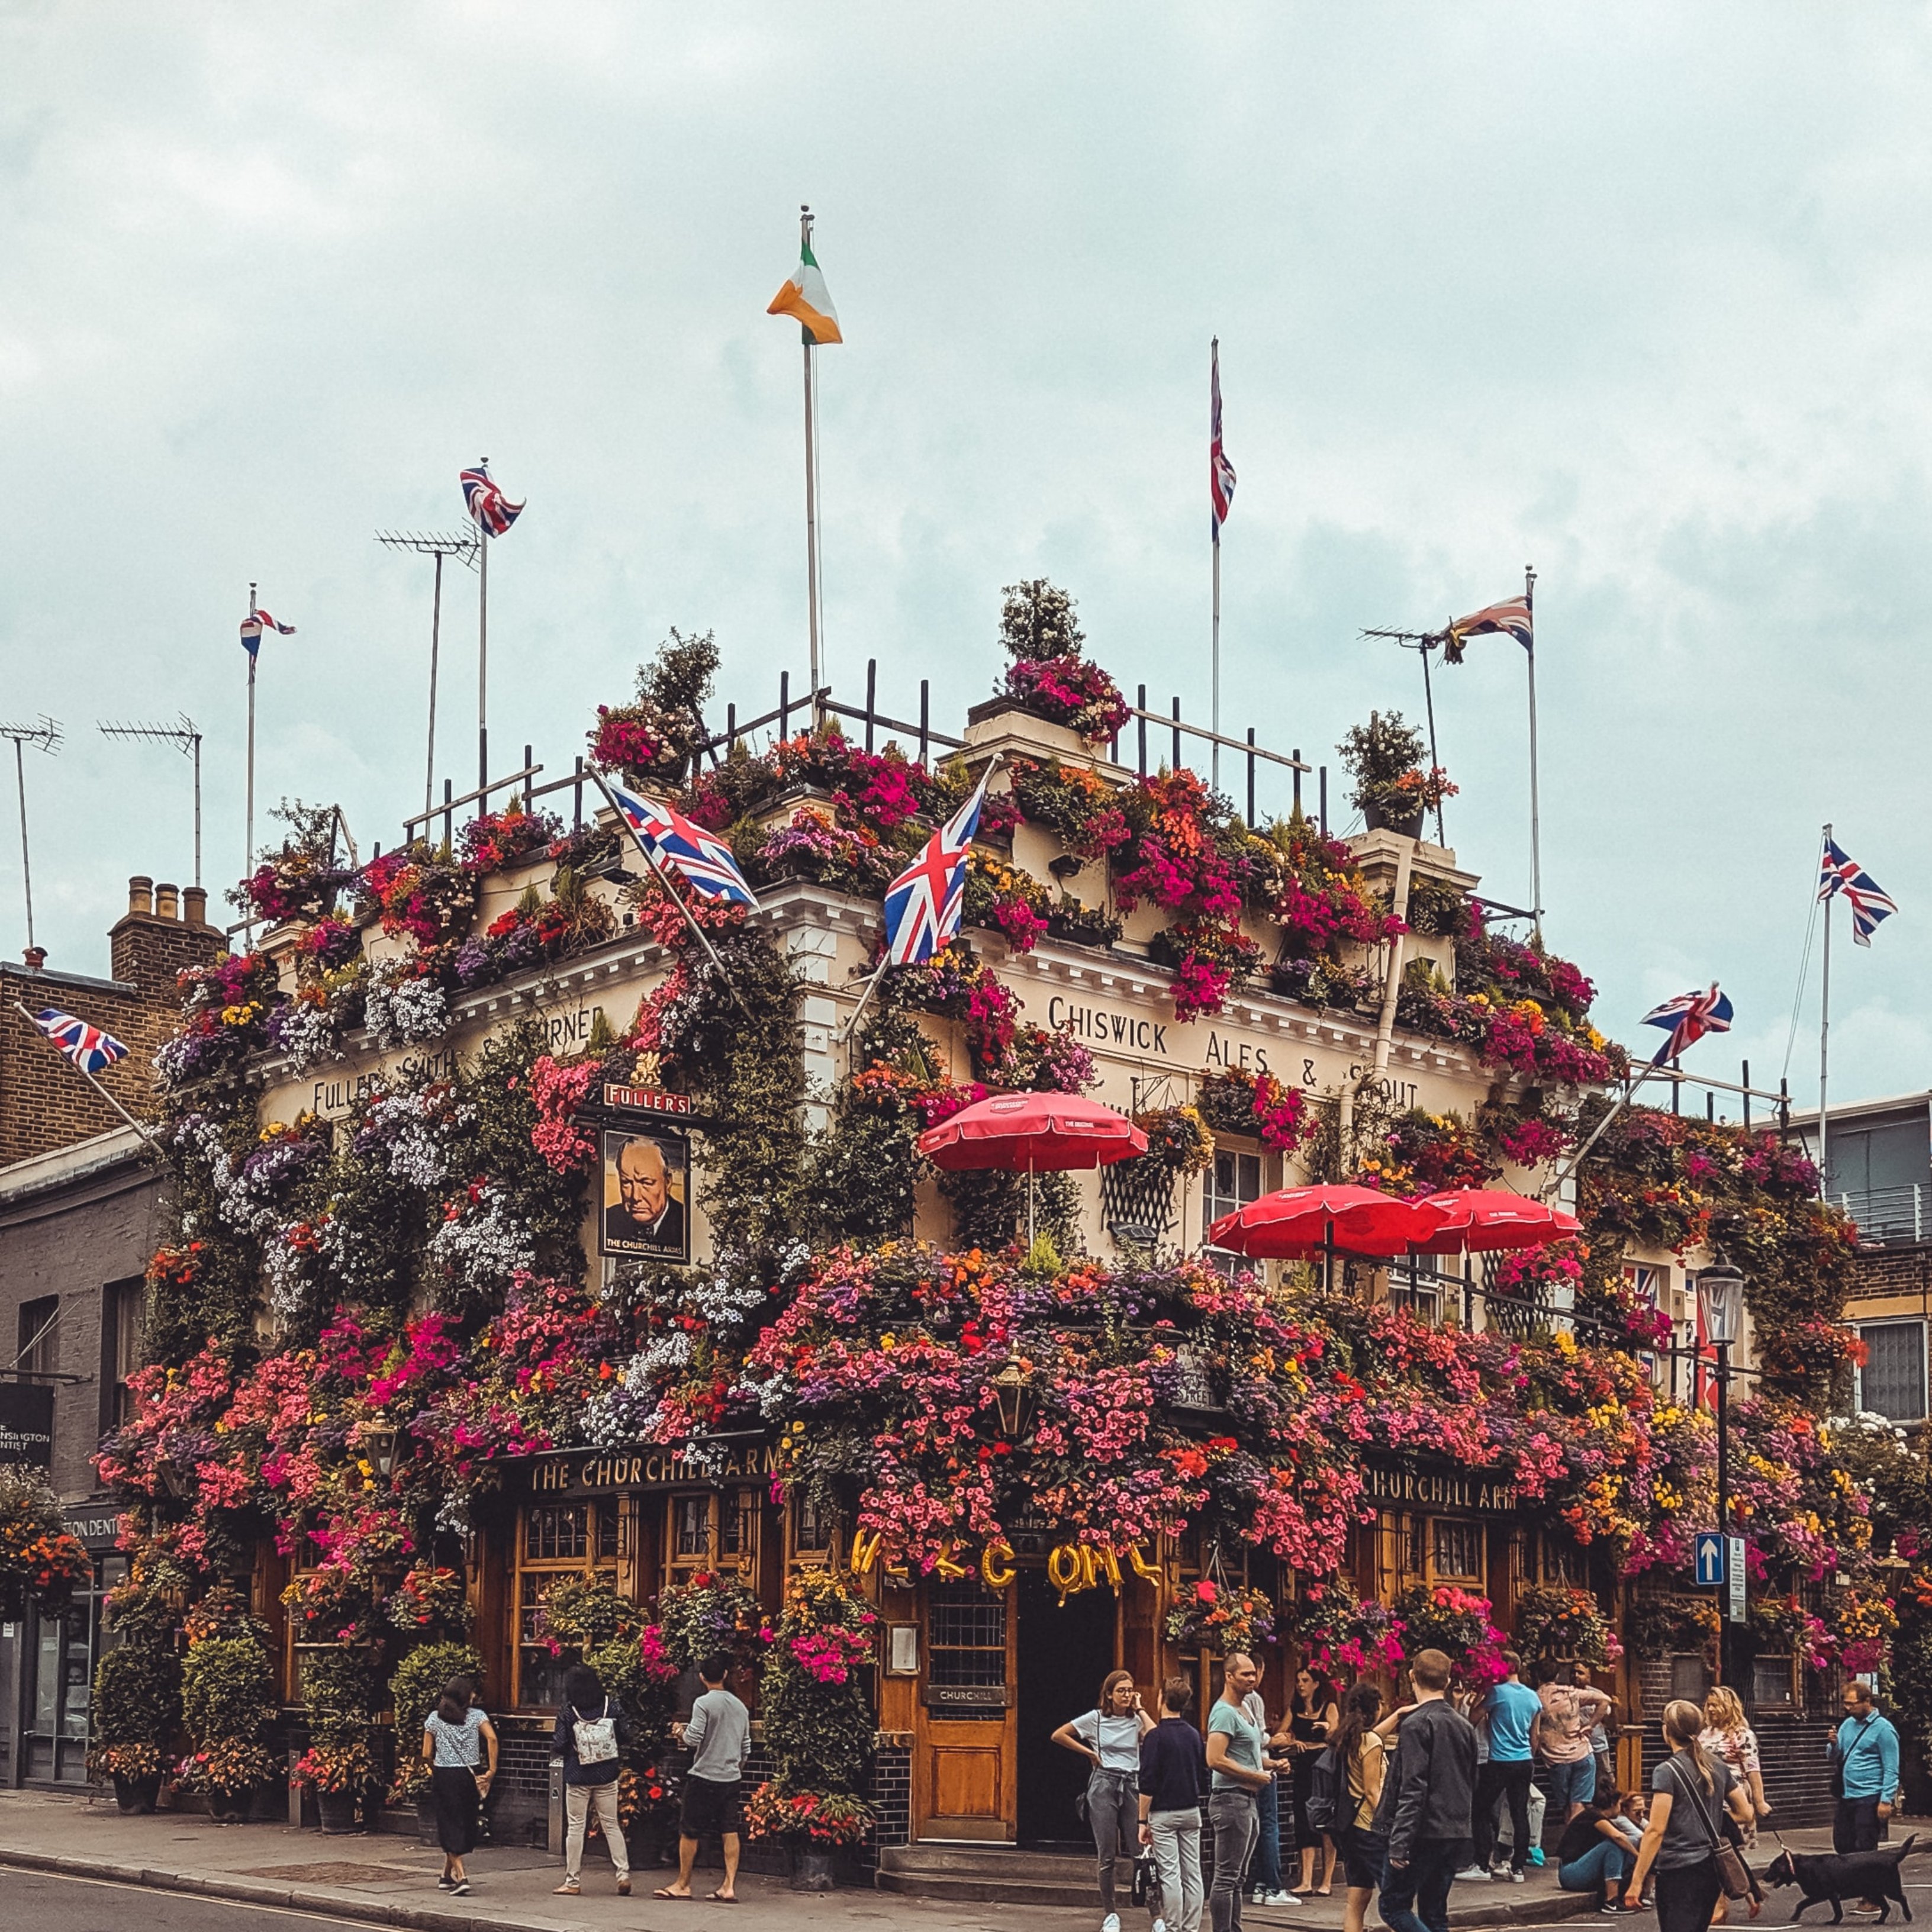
[551,1660,633,1898]
[1623,1698,1754,1932]
[1241,1682,1296,1907]
[1053,1668,1157,1932]
[1374,1648,1478,1932]
[1577,1661,1617,1798]
[1286,1668,1339,1897]
[1829,1679,1902,1916]
[1534,1656,1611,1827]
[1469,1651,1540,1883]
[1139,1675,1209,1932]
[1556,1785,1638,1911]
[1699,1689,1766,1845]
[1331,1681,1390,1932]
[1205,1650,1290,1932]
[658,1653,749,1904]
[421,1674,497,1897]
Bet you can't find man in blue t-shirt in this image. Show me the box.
[1831,1679,1902,1910]
[1471,1652,1543,1881]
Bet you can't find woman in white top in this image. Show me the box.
[421,1675,498,1896]
[1054,1670,1157,1932]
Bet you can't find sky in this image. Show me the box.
[2,4,1928,1112]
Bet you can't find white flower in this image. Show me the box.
[363,966,448,1048]
[427,1181,535,1293]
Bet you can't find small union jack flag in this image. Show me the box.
[1444,593,1533,664]
[883,768,993,967]
[1641,984,1733,1065]
[1210,339,1236,540]
[239,606,296,659]
[460,461,524,537]
[1819,836,1897,948]
[31,1007,129,1074]
[608,781,758,908]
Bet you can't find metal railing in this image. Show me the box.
[1831,1184,1928,1245]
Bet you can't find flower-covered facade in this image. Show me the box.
[92,611,1888,1853]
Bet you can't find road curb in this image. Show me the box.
[0,1846,554,1932]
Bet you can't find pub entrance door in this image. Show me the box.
[1016,1568,1119,1849]
[914,1577,1017,1841]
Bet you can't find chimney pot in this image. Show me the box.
[154,883,179,920]
[128,875,154,916]
[183,886,208,929]
[21,945,46,971]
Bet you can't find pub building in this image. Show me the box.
[224,696,1695,1875]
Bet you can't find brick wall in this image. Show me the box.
[1847,1242,1932,1305]
[0,877,221,1165]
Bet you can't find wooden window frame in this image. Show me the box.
[514,1499,625,1709]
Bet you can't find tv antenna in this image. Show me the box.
[0,717,62,957]
[1360,627,1450,845]
[99,714,203,890]
[376,529,481,818]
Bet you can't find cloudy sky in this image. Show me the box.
[3,5,1927,1113]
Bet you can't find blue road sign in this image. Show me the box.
[1694,1532,1724,1588]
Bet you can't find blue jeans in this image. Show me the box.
[1559,1837,1635,1892]
[1380,1837,1471,1932]
[1545,1757,1598,1814]
[1247,1777,1283,1894]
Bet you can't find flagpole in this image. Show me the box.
[1819,822,1833,1202]
[12,1003,156,1143]
[1525,562,1542,942]
[1211,337,1221,794]
[478,500,491,807]
[245,582,259,900]
[801,208,823,723]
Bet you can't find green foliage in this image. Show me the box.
[999,578,1084,663]
[756,1572,877,1799]
[147,1102,265,1363]
[181,1636,276,1747]
[300,1645,379,1719]
[585,1634,675,1767]
[939,1165,1078,1253]
[1338,712,1427,801]
[809,1009,935,1244]
[540,1574,641,1651]
[642,627,720,721]
[654,1572,766,1672]
[92,1644,182,1749]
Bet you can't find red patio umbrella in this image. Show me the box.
[917,1092,1148,1244]
[1410,1187,1580,1255]
[1204,1183,1454,1260]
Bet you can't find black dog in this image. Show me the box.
[1762,1836,1918,1924]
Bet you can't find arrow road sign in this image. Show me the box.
[1695,1532,1724,1588]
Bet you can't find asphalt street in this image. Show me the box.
[2,1867,375,1932]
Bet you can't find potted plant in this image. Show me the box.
[0,1467,92,1621]
[388,1641,484,1840]
[1392,1583,1506,1685]
[89,1643,182,1813]
[1163,1577,1277,1656]
[1337,712,1456,838]
[179,1634,279,1822]
[983,579,1131,746]
[294,1717,376,1834]
[745,1785,874,1889]
[1513,1583,1619,1668]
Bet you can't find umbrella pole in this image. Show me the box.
[1028,1158,1036,1251]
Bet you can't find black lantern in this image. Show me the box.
[992,1361,1035,1440]
[1695,1266,1745,1348]
[364,1424,401,1479]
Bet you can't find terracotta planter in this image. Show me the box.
[113,1772,163,1815]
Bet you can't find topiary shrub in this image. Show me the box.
[179,1634,278,1796]
[388,1641,484,1803]
[89,1643,182,1782]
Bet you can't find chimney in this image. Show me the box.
[112,868,224,1002]
[183,886,208,929]
[128,876,154,917]
[154,883,179,921]
[21,945,46,971]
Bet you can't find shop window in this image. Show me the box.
[1203,1149,1264,1277]
[1431,1519,1483,1582]
[516,1501,623,1708]
[790,1493,834,1564]
[1539,1537,1585,1586]
[661,1488,761,1588]
[16,1297,58,1378]
[1857,1321,1928,1424]
[1390,1262,1446,1325]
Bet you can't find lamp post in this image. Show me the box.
[1697,1263,1746,1686]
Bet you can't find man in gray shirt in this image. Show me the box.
[658,1654,751,1902]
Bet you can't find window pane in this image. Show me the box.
[674,1495,710,1559]
[1859,1322,1928,1422]
[926,1580,1006,1686]
[1432,1519,1482,1580]
[17,1298,57,1379]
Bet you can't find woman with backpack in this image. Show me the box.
[551,1661,633,1897]
[1328,1682,1390,1932]
[421,1675,498,1896]
[1624,1699,1757,1932]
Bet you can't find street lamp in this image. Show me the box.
[1696,1264,1746,1685]
[991,1362,1035,1441]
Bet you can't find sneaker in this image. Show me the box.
[450,1880,469,1896]
[1600,1901,1624,1915]
[1508,1869,1527,1883]
[1458,1866,1492,1881]
[436,1876,455,1891]
[1153,1921,1168,1932]
[1265,1893,1300,1906]
[1530,1847,1547,1867]
[1102,1915,1123,1932]
[553,1879,581,1895]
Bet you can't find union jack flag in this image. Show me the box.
[607,781,758,908]
[30,1007,129,1074]
[1443,593,1533,664]
[883,767,993,967]
[239,606,296,659]
[1210,339,1236,539]
[461,461,524,537]
[1640,984,1733,1065]
[1818,836,1897,948]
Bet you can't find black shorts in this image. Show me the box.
[1339,1825,1388,1892]
[681,1773,743,1839]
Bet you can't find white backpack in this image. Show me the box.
[571,1699,619,1767]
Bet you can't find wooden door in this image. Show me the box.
[913,1578,1017,1841]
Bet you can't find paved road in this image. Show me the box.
[5,1866,375,1932]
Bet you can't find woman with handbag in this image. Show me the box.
[551,1661,633,1898]
[421,1675,498,1897]
[1624,1700,1757,1932]
[1053,1669,1157,1932]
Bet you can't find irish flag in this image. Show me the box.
[768,236,842,344]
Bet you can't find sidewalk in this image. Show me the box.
[0,1786,1880,1932]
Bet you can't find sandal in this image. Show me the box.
[654,1887,693,1899]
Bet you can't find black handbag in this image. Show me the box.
[1132,1854,1156,1906]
